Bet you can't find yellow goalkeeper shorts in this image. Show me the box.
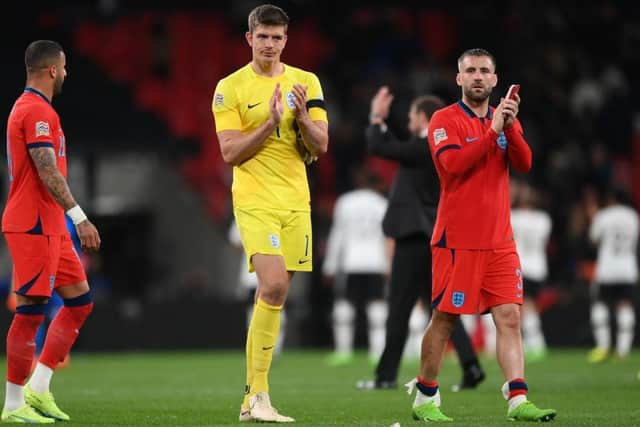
[233,207,313,273]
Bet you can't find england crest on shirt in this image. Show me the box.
[496,132,508,150]
[286,92,297,110]
[35,121,50,137]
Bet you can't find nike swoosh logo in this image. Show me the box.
[465,137,478,143]
[247,103,262,109]
[262,345,274,350]
[298,259,310,264]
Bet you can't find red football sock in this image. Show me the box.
[39,303,93,369]
[6,313,44,385]
[508,377,528,399]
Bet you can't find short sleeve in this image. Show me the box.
[212,78,242,132]
[305,73,328,124]
[23,105,56,149]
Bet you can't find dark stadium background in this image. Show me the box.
[0,0,638,351]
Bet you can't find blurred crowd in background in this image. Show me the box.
[0,0,638,349]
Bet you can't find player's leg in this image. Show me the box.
[588,283,611,363]
[240,208,308,423]
[327,273,356,365]
[234,208,284,418]
[248,255,289,395]
[328,297,356,365]
[2,233,56,423]
[614,286,635,358]
[365,274,388,364]
[409,309,457,422]
[521,280,547,362]
[484,250,555,422]
[410,247,482,422]
[27,234,92,421]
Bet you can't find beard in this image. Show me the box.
[463,85,491,103]
[53,77,64,95]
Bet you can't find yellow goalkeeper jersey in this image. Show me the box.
[212,63,328,212]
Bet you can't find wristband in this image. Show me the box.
[66,205,88,225]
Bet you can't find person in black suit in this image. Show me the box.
[357,87,485,391]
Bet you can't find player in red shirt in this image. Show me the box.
[1,40,101,423]
[406,49,556,422]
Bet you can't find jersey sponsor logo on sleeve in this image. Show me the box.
[214,93,224,106]
[35,121,50,137]
[433,128,448,146]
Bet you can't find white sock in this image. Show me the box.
[522,310,546,352]
[366,301,387,360]
[616,305,635,357]
[591,302,610,349]
[508,395,528,412]
[501,381,528,412]
[404,306,428,360]
[4,382,25,411]
[332,300,355,354]
[28,363,54,393]
[414,388,441,408]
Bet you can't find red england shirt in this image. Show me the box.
[428,100,532,249]
[2,88,68,235]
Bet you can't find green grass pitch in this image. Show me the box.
[2,349,638,426]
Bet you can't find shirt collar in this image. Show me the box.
[457,100,492,119]
[24,87,52,105]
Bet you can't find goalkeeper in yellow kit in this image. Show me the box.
[212,4,328,423]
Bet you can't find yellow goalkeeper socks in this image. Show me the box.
[249,298,282,396]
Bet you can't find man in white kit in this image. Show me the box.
[588,188,639,363]
[323,166,389,366]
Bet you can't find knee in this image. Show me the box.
[494,306,521,331]
[333,299,355,324]
[259,278,288,305]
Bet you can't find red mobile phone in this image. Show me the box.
[506,84,520,100]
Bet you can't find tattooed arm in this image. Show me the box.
[28,146,101,251]
[28,146,77,210]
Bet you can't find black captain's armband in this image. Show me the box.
[306,99,326,111]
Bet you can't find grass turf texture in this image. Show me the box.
[2,349,638,426]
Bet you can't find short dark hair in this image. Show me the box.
[248,4,289,33]
[25,40,63,73]
[411,95,445,120]
[457,48,496,71]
